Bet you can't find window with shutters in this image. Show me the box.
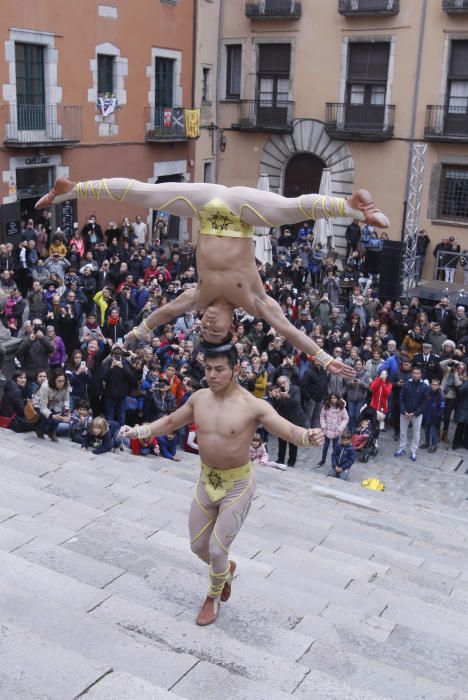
[97,54,114,95]
[155,57,175,109]
[448,41,468,112]
[226,45,242,99]
[438,165,468,222]
[256,44,291,126]
[345,42,389,129]
[15,43,45,130]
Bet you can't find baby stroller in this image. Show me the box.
[352,405,380,463]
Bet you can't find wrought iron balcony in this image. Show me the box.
[232,100,294,132]
[325,102,395,141]
[2,104,81,147]
[338,0,399,15]
[145,106,200,141]
[245,0,301,19]
[425,105,468,142]
[443,0,468,13]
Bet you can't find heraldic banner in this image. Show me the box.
[184,108,200,138]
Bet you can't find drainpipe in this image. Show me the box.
[214,0,225,183]
[191,0,198,109]
[402,0,428,236]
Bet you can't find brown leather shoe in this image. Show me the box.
[220,560,236,603]
[35,176,75,209]
[196,596,219,626]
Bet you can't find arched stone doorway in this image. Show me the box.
[284,153,325,199]
[260,119,355,251]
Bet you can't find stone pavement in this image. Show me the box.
[0,427,467,699]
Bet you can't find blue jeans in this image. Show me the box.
[104,397,127,426]
[425,424,438,448]
[328,467,350,480]
[321,436,338,463]
[347,400,364,433]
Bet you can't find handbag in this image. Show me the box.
[0,413,16,429]
[24,399,39,424]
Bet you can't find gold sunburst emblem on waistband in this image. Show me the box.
[207,469,225,491]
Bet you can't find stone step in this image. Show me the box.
[91,594,310,695]
[0,580,200,690]
[13,537,125,589]
[301,639,468,700]
[0,548,110,612]
[0,512,77,545]
[0,621,111,700]
[0,474,59,517]
[77,671,186,699]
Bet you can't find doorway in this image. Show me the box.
[153,174,182,240]
[284,153,325,199]
[16,166,54,224]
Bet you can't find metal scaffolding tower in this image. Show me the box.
[401,142,427,300]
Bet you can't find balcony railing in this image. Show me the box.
[338,0,399,15]
[145,106,199,141]
[232,100,294,132]
[2,104,81,146]
[443,0,468,13]
[325,102,395,140]
[245,0,302,19]
[425,105,468,142]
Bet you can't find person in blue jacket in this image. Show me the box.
[157,430,181,461]
[395,366,430,462]
[328,431,355,480]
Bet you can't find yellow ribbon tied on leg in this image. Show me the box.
[361,477,385,491]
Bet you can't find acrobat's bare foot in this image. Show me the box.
[220,560,236,603]
[348,189,390,228]
[35,176,75,209]
[196,596,219,626]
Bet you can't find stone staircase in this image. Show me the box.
[0,428,467,699]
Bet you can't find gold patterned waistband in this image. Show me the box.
[200,461,252,501]
[199,220,254,239]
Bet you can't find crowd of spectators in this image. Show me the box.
[1,211,468,471]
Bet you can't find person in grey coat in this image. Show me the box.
[271,375,306,467]
[16,319,53,379]
[344,358,370,432]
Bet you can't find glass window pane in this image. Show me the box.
[439,166,468,221]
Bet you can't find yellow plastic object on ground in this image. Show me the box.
[361,477,385,491]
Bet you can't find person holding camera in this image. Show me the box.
[17,319,54,379]
[440,358,466,444]
[271,376,306,467]
[101,344,135,426]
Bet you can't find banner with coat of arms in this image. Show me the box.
[97,94,118,117]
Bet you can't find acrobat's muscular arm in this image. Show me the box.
[125,285,199,346]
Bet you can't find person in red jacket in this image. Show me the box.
[370,370,392,430]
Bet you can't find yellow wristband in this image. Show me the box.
[142,318,152,333]
[302,429,310,446]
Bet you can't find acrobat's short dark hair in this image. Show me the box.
[202,335,238,369]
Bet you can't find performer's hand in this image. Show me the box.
[123,329,138,348]
[307,428,325,447]
[328,358,356,378]
[120,425,138,440]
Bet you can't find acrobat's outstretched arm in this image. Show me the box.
[125,285,199,346]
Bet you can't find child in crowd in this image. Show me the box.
[422,377,445,453]
[184,421,199,454]
[82,416,122,454]
[250,433,287,471]
[351,417,372,450]
[157,431,181,461]
[68,399,93,445]
[128,434,160,457]
[317,393,349,467]
[329,431,355,480]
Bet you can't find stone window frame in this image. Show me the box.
[88,42,128,137]
[220,39,245,102]
[429,155,468,228]
[3,28,61,141]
